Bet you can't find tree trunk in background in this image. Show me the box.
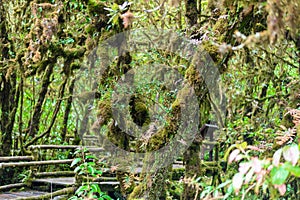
[0,0,18,157]
[185,0,198,28]
[0,0,19,185]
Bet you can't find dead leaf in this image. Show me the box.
[121,11,134,28]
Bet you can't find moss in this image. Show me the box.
[64,47,86,59]
[202,41,221,62]
[172,167,184,180]
[85,0,110,31]
[96,98,112,125]
[128,184,146,200]
[85,24,96,35]
[70,61,81,71]
[129,96,150,127]
[281,114,295,128]
[147,129,167,150]
[107,122,129,150]
[86,0,106,15]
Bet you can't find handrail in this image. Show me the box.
[0,156,34,162]
[0,159,73,168]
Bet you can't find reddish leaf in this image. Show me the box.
[251,157,262,173]
[239,162,251,175]
[273,149,282,167]
[274,184,286,196]
[228,149,240,164]
[283,144,299,166]
[245,168,254,184]
[235,154,244,162]
[232,173,244,194]
[121,11,134,28]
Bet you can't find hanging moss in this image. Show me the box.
[146,98,181,151]
[96,96,112,125]
[129,95,150,127]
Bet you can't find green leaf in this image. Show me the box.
[216,179,231,190]
[223,184,233,199]
[74,166,81,173]
[112,14,119,25]
[87,165,95,175]
[270,166,289,185]
[112,3,119,10]
[86,155,96,159]
[87,161,95,166]
[91,184,101,193]
[75,185,88,196]
[200,186,212,199]
[95,169,103,175]
[71,158,82,167]
[283,162,300,177]
[240,142,248,149]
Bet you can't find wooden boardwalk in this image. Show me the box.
[0,190,48,199]
[0,164,185,199]
[0,140,218,199]
[32,177,120,192]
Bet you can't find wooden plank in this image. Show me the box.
[35,171,75,178]
[0,159,73,168]
[28,145,104,151]
[0,190,47,199]
[29,145,81,150]
[0,183,27,191]
[0,156,34,162]
[33,177,75,186]
[15,187,76,200]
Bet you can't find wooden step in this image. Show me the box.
[0,190,47,200]
[31,177,120,192]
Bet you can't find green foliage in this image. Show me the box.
[0,0,299,199]
[104,1,132,29]
[69,148,112,200]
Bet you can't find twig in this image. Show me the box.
[241,183,256,200]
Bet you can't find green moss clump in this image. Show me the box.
[86,0,106,15]
[65,47,86,59]
[129,95,150,127]
[85,24,96,35]
[281,114,295,129]
[96,96,112,125]
[127,184,144,200]
[171,167,184,180]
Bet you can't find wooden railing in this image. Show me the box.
[0,136,222,199]
[0,145,104,199]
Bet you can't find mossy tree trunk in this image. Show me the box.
[0,0,19,185]
[182,1,206,199]
[107,0,134,196]
[0,0,18,157]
